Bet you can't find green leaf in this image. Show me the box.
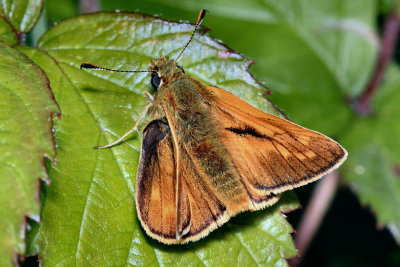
[100,0,377,135]
[0,44,58,266]
[0,17,17,45]
[22,12,298,265]
[341,65,400,243]
[0,0,44,33]
[379,0,400,14]
[45,0,79,24]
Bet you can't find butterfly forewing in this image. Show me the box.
[203,85,347,195]
[136,120,190,242]
[136,119,230,243]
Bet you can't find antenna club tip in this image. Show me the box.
[175,9,208,62]
[199,9,208,21]
[80,62,94,70]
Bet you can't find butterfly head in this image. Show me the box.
[149,56,185,90]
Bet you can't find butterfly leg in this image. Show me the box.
[94,94,153,149]
[144,90,154,103]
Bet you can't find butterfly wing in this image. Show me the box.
[135,120,189,243]
[202,85,347,196]
[136,119,234,244]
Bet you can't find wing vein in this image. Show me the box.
[269,139,298,182]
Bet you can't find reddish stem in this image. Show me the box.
[79,0,100,14]
[0,14,23,45]
[354,12,400,115]
[288,171,340,267]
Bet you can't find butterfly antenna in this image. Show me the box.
[80,62,156,73]
[174,9,208,63]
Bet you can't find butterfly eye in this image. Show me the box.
[178,66,185,74]
[151,73,161,89]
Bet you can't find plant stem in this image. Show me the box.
[354,11,400,115]
[80,0,100,14]
[288,171,340,267]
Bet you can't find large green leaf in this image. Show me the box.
[101,0,377,135]
[0,44,58,266]
[0,0,44,33]
[341,65,400,242]
[22,12,299,265]
[100,0,400,244]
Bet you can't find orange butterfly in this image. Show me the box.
[81,10,347,244]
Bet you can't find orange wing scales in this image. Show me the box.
[202,85,347,195]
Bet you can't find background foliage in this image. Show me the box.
[1,0,400,266]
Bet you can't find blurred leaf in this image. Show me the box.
[26,10,47,47]
[0,17,17,45]
[0,44,58,266]
[45,0,79,24]
[342,65,400,243]
[100,0,377,135]
[20,12,299,266]
[0,0,44,33]
[379,0,400,15]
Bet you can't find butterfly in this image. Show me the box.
[81,9,347,244]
